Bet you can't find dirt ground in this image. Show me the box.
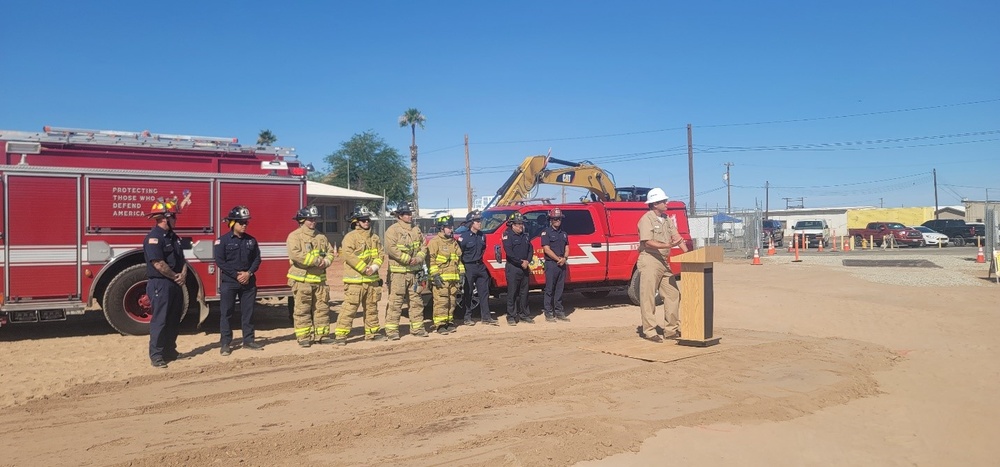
[2,251,999,466]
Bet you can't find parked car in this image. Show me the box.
[848,222,925,247]
[792,219,830,248]
[966,223,987,246]
[920,219,979,246]
[761,219,783,247]
[910,226,949,247]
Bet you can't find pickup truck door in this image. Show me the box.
[560,207,607,284]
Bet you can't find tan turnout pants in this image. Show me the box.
[335,282,382,341]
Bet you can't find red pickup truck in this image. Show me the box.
[462,201,693,305]
[848,222,925,247]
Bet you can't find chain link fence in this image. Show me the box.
[691,209,764,259]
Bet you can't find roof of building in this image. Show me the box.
[306,181,382,200]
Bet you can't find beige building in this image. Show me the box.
[305,181,382,246]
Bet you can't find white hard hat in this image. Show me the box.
[646,187,668,204]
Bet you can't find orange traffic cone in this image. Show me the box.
[843,236,852,252]
[817,239,825,252]
[787,237,794,253]
[767,237,776,256]
[976,246,986,263]
[752,248,763,265]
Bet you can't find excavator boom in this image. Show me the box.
[489,155,650,206]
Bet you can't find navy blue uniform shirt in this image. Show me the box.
[214,231,261,285]
[541,225,568,261]
[459,229,486,263]
[502,228,531,265]
[144,225,186,279]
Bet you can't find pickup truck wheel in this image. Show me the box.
[953,237,966,247]
[627,270,663,307]
[581,291,610,299]
[102,264,189,336]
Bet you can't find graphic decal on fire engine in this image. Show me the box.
[87,179,210,231]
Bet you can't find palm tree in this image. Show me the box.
[398,108,426,214]
[257,129,277,146]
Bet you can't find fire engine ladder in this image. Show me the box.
[0,126,297,158]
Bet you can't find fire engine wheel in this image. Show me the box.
[103,264,189,336]
[581,291,610,299]
[627,270,663,307]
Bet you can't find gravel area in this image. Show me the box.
[755,251,993,287]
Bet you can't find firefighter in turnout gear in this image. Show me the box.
[286,205,333,347]
[383,202,428,340]
[427,214,464,334]
[334,206,385,345]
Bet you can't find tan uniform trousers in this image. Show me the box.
[385,272,425,337]
[335,282,382,341]
[637,253,681,338]
[432,281,459,327]
[291,281,330,343]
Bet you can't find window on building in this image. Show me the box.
[316,205,339,233]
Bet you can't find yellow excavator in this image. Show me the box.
[486,154,650,208]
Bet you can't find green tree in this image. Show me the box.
[257,129,277,146]
[398,108,426,214]
[321,131,411,211]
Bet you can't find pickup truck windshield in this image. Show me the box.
[482,209,516,233]
[795,221,824,229]
[886,223,905,230]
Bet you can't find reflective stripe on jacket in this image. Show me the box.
[286,224,330,283]
[384,220,426,273]
[427,234,464,281]
[342,227,383,284]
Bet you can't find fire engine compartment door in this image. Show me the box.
[218,180,303,292]
[5,174,81,301]
[0,177,5,302]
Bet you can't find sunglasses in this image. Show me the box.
[234,220,249,225]
[359,219,371,222]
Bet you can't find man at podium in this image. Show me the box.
[636,188,688,343]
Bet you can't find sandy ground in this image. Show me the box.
[1,250,999,466]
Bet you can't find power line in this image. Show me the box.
[697,98,1000,129]
[455,98,1000,146]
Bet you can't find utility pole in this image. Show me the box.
[464,134,472,211]
[933,168,939,219]
[765,181,769,218]
[687,124,695,216]
[880,197,884,208]
[724,162,734,214]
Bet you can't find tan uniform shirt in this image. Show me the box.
[637,210,683,264]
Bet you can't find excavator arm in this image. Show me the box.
[489,155,647,207]
[537,164,617,202]
[489,155,551,207]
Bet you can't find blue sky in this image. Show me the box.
[1,1,997,212]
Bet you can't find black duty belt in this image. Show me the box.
[464,260,483,265]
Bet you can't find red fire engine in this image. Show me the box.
[0,126,308,335]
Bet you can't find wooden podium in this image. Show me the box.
[672,246,723,347]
